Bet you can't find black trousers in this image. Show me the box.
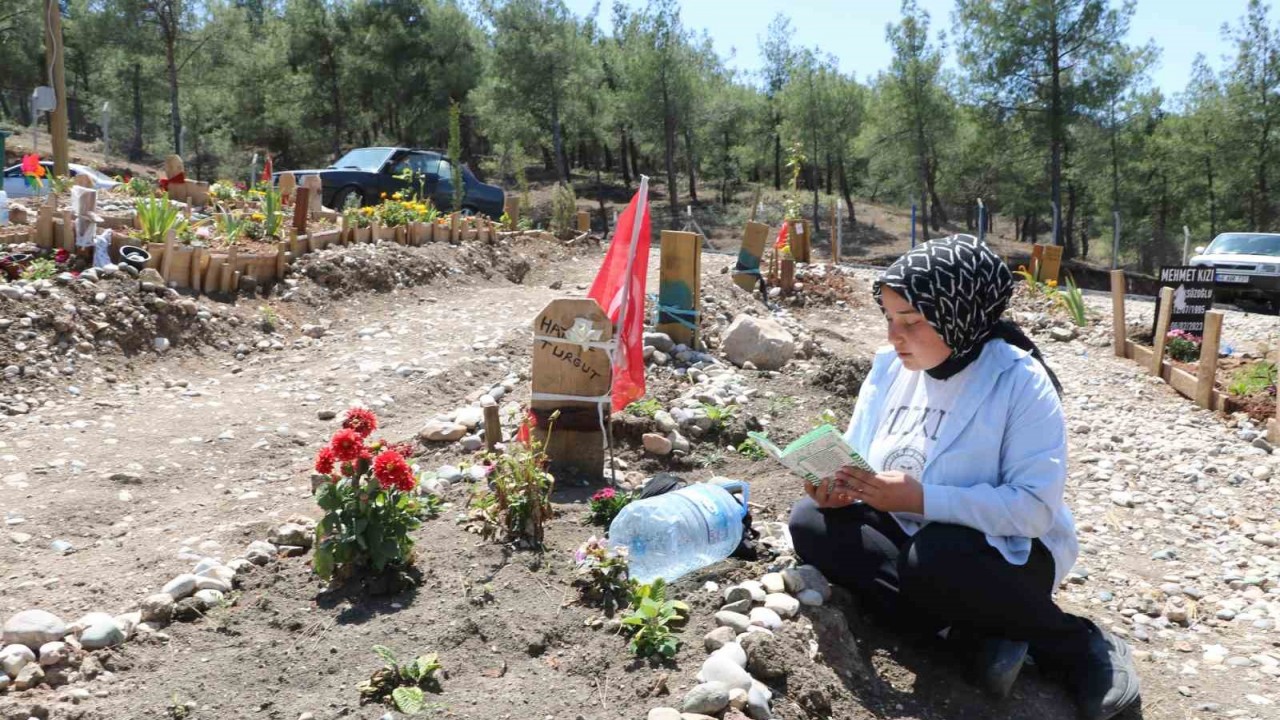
[788,496,1095,667]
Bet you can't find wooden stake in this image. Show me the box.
[160,230,177,284]
[1110,269,1126,358]
[781,258,796,293]
[450,213,460,244]
[829,200,837,264]
[483,402,502,452]
[232,270,241,295]
[734,221,769,293]
[276,241,287,278]
[59,210,74,251]
[748,187,762,222]
[530,299,612,478]
[302,175,323,218]
[203,257,220,293]
[191,248,206,293]
[1195,310,1223,409]
[293,186,311,235]
[656,230,702,347]
[1151,286,1175,376]
[576,210,590,233]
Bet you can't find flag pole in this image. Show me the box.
[614,175,649,348]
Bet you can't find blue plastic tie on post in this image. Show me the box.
[656,305,699,331]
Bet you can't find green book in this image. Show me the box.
[747,424,874,488]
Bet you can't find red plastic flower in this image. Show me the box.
[342,407,378,438]
[329,428,365,463]
[591,488,616,502]
[54,249,69,265]
[314,445,337,475]
[21,154,45,178]
[373,449,415,492]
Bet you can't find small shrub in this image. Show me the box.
[1056,275,1088,327]
[550,183,577,233]
[573,536,633,614]
[469,415,556,545]
[737,438,768,461]
[358,645,442,714]
[1165,329,1202,363]
[20,257,57,281]
[135,194,182,245]
[587,487,631,527]
[625,398,663,418]
[620,579,689,660]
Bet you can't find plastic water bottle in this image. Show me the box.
[608,478,750,584]
[0,191,8,226]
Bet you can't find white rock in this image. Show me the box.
[760,573,786,595]
[454,406,484,429]
[162,573,198,599]
[2,609,67,650]
[1,644,36,676]
[38,641,68,667]
[749,607,783,631]
[140,593,176,623]
[709,641,747,668]
[419,420,467,442]
[642,433,673,456]
[764,593,800,619]
[114,612,141,640]
[194,589,225,607]
[739,580,767,602]
[722,316,796,371]
[194,576,231,593]
[698,652,753,691]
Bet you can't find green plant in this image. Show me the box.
[550,183,577,233]
[1056,274,1088,327]
[813,408,841,427]
[448,99,465,212]
[258,305,278,332]
[261,186,284,238]
[120,175,157,198]
[1228,361,1278,397]
[620,580,689,660]
[625,398,663,418]
[700,403,736,430]
[312,409,423,582]
[358,645,442,714]
[1165,329,1202,363]
[766,395,798,417]
[1014,261,1041,296]
[213,207,249,246]
[419,493,444,519]
[737,438,768,461]
[573,536,633,614]
[48,175,73,195]
[469,414,556,545]
[209,181,240,204]
[134,194,182,245]
[20,257,57,281]
[587,487,631,527]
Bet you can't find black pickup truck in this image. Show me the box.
[277,147,505,218]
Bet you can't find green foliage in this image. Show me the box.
[766,395,798,417]
[700,403,736,430]
[620,580,689,660]
[448,99,465,212]
[572,536,633,614]
[313,477,422,582]
[1165,330,1202,363]
[134,194,182,245]
[1228,361,1278,397]
[20,257,58,281]
[260,187,284,238]
[213,207,249,246]
[1055,275,1088,327]
[550,183,577,233]
[737,438,768,461]
[469,418,556,545]
[625,398,663,418]
[358,645,442,714]
[587,487,631,527]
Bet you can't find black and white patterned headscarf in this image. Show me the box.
[873,234,1062,394]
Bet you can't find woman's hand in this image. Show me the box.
[803,474,857,509]
[835,466,925,514]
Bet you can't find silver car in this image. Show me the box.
[1190,232,1280,309]
[2,161,119,199]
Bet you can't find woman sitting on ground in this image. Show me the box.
[788,235,1139,720]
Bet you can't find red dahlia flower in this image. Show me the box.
[314,445,336,475]
[329,428,365,462]
[373,449,415,492]
[342,407,378,439]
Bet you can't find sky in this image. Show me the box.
[561,0,1255,104]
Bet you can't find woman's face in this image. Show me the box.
[880,287,953,372]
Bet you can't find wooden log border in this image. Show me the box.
[1110,271,1279,443]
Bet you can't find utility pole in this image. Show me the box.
[44,0,70,176]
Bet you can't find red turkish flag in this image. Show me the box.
[587,178,652,412]
[774,221,789,249]
[261,155,273,184]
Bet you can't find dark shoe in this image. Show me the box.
[945,628,1028,699]
[1070,626,1141,720]
[974,637,1029,698]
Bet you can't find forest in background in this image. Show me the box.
[3,0,1280,272]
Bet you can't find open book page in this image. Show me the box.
[747,425,874,487]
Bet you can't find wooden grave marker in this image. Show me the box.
[293,186,311,235]
[657,230,702,347]
[1150,286,1175,376]
[733,221,769,293]
[530,298,613,478]
[790,219,812,263]
[278,173,297,204]
[576,210,591,233]
[302,175,323,217]
[1031,243,1064,284]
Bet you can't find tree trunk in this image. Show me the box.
[327,44,342,160]
[773,130,781,190]
[550,92,568,184]
[825,152,833,194]
[683,124,698,203]
[619,127,632,188]
[629,136,641,182]
[661,79,679,220]
[130,62,143,161]
[1064,182,1078,260]
[162,26,181,155]
[596,143,608,236]
[1049,15,1063,245]
[1206,151,1217,237]
[838,158,856,226]
[603,141,612,172]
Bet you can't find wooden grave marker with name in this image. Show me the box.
[530,298,614,478]
[1031,243,1063,284]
